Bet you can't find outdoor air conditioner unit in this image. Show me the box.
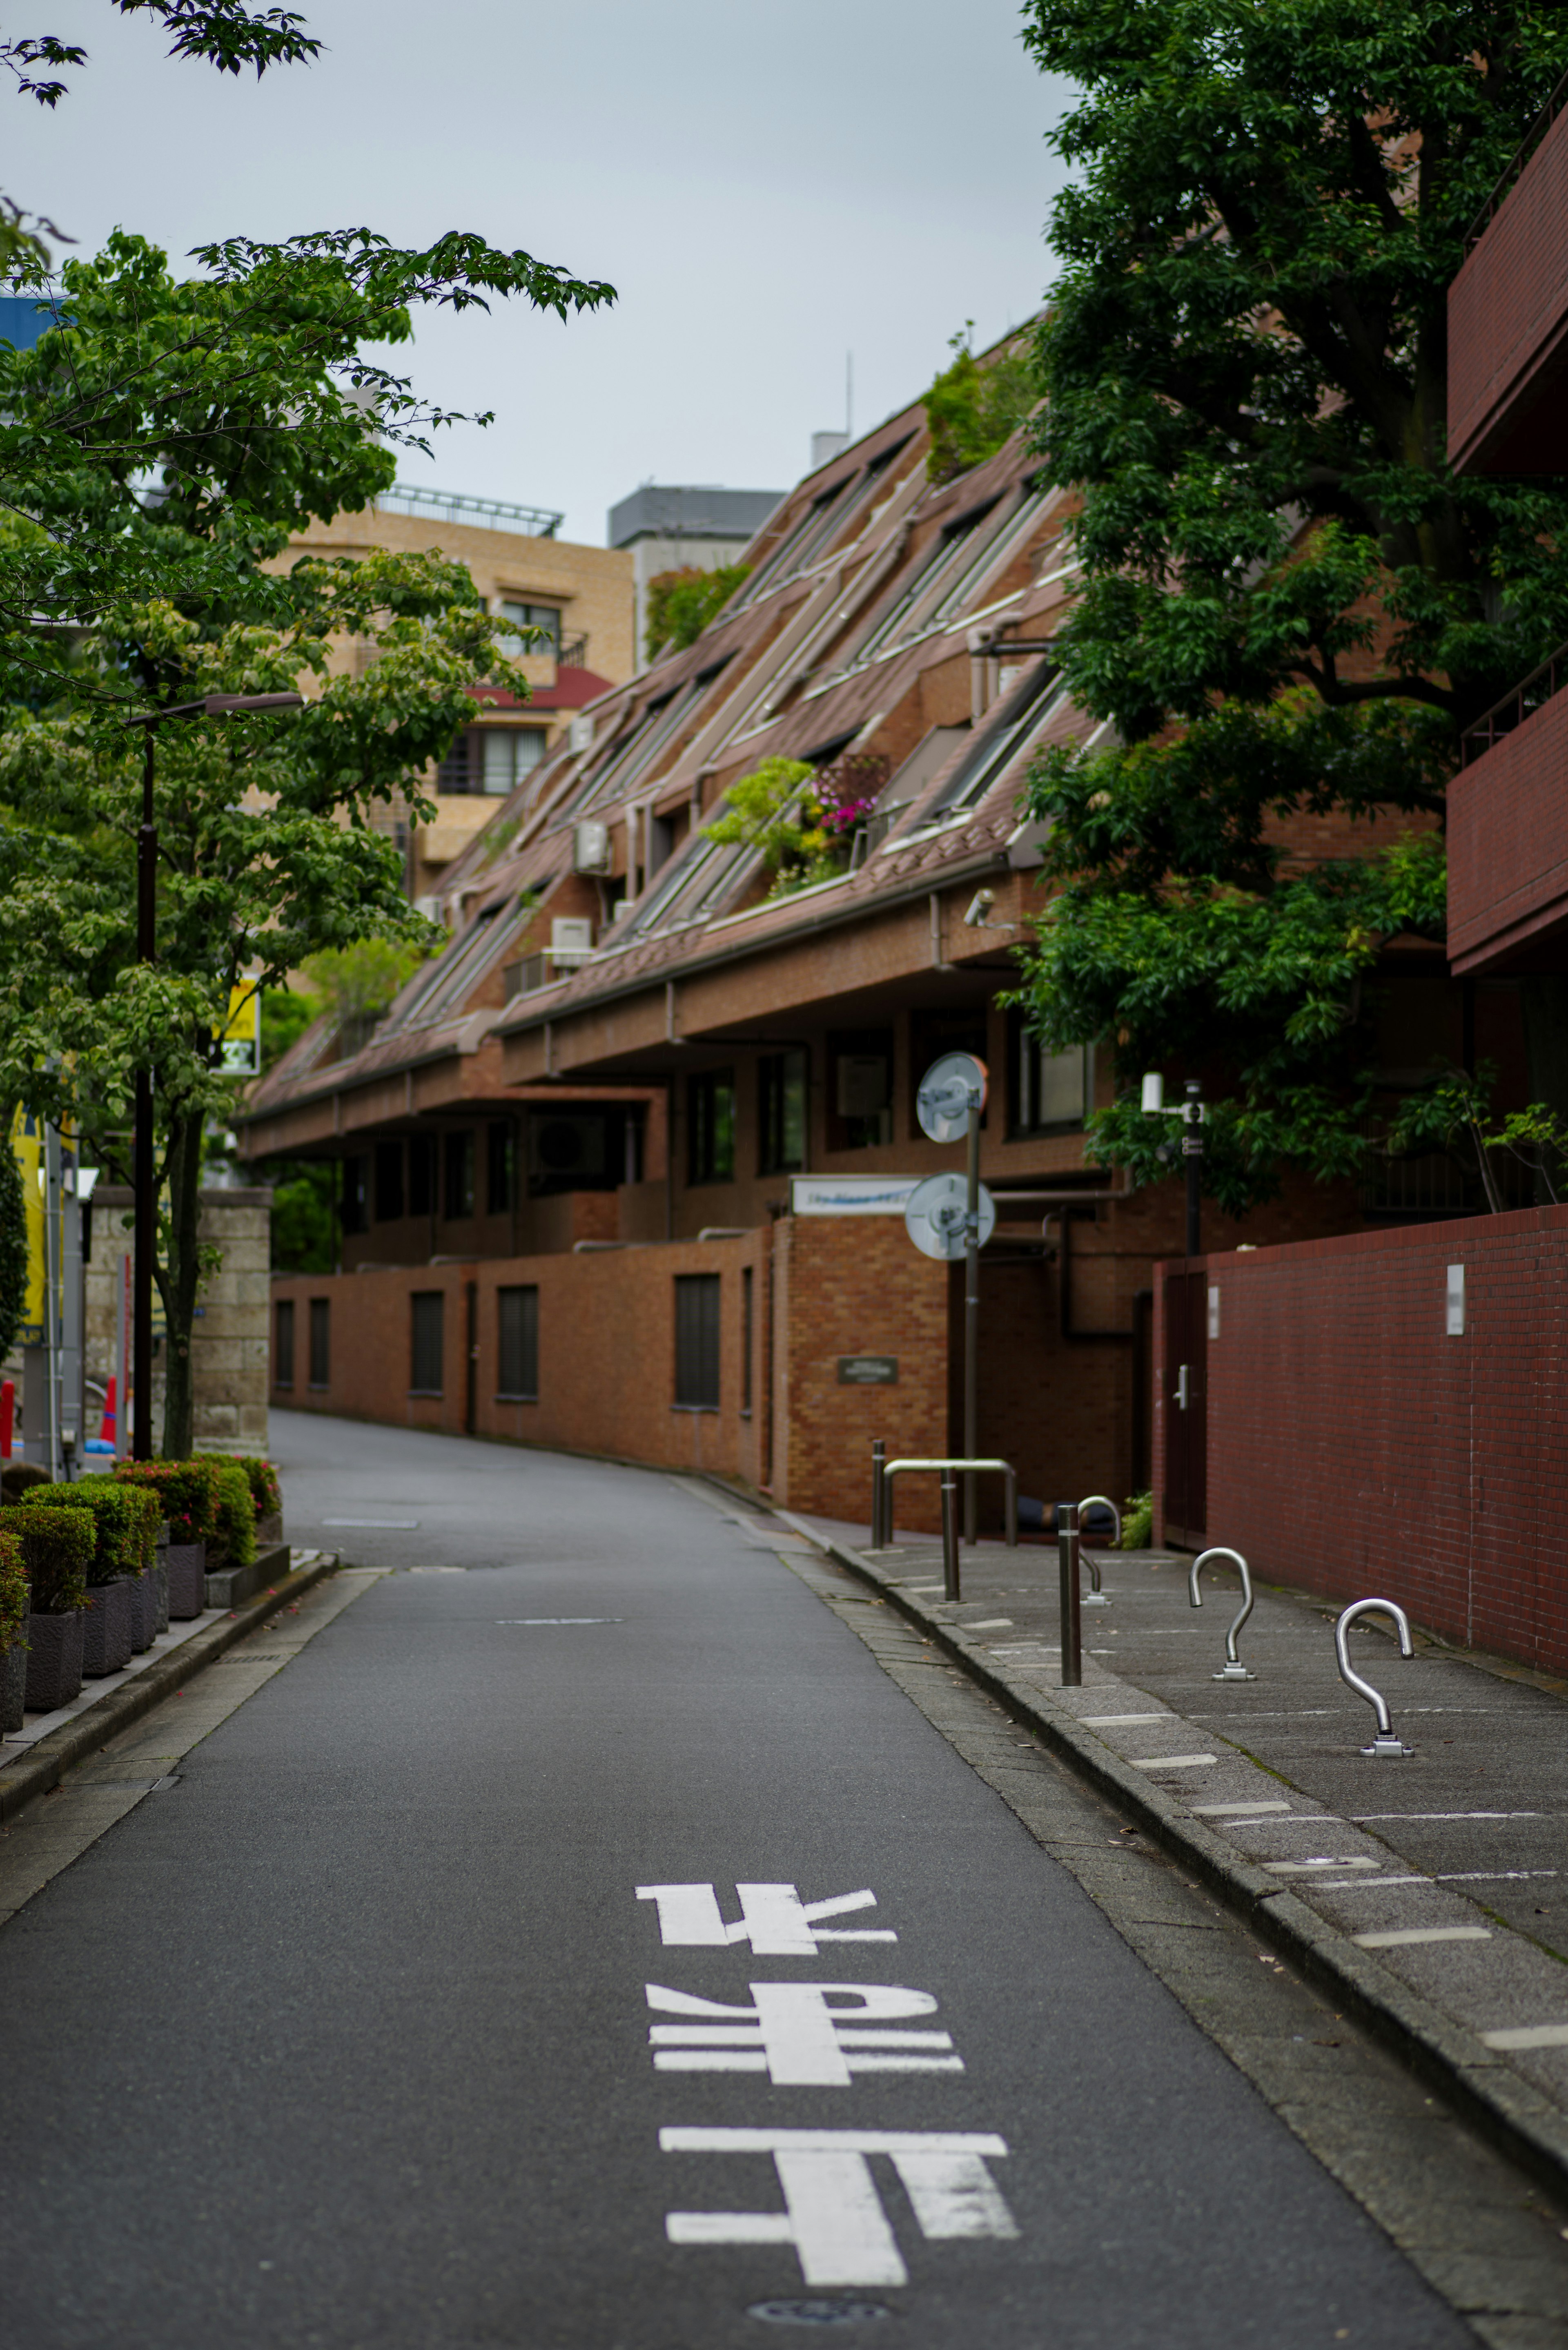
[570,714,595,755]
[549,916,594,966]
[573,819,612,874]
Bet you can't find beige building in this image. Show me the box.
[285,486,635,906]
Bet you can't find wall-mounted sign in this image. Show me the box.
[837,1355,898,1385]
[791,1177,921,1217]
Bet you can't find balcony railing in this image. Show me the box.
[559,632,589,669]
[374,483,565,538]
[1461,637,1568,765]
[1466,70,1568,250]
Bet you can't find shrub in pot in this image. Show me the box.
[230,1455,283,1547]
[2,1506,91,1710]
[114,1459,220,1618]
[25,1481,162,1652]
[0,1522,27,1734]
[200,1458,258,1574]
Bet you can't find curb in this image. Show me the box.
[774,1509,1568,2205]
[0,1554,338,1828]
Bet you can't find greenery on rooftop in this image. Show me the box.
[644,562,750,663]
[921,324,1037,484]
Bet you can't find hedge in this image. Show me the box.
[1,1505,92,1613]
[113,1457,221,1547]
[205,1459,257,1570]
[0,1523,25,1656]
[22,1479,158,1582]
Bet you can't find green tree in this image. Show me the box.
[644,563,749,662]
[1012,2,1568,1215]
[922,324,1037,484]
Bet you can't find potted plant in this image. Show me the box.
[234,1456,283,1547]
[113,1459,220,1618]
[0,1522,27,1734]
[2,1507,92,1710]
[27,1482,162,1651]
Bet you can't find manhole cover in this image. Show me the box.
[746,2302,891,2327]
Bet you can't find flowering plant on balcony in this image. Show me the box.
[703,751,891,897]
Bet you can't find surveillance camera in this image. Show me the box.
[962,889,995,929]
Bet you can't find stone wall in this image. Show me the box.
[89,1186,272,1456]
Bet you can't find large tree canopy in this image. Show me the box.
[1013,2,1568,1214]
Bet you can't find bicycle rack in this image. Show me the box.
[870,1451,1018,1601]
[1334,1598,1414,1755]
[1188,1547,1256,1681]
[1077,1494,1122,1607]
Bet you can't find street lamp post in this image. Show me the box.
[122,693,303,1459]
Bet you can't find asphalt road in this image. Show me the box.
[0,1414,1474,2350]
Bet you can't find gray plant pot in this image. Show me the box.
[165,1543,207,1620]
[24,1609,83,1711]
[151,1560,169,1635]
[127,1572,155,1654]
[81,1578,134,1677]
[2,1601,29,1732]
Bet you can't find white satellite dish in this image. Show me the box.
[904,1171,997,1262]
[916,1052,987,1143]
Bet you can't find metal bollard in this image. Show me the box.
[1057,1500,1082,1687]
[940,1471,961,1603]
[1077,1492,1122,1605]
[871,1438,887,1550]
[1334,1598,1414,1756]
[1188,1545,1255,1679]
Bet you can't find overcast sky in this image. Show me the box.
[7,0,1073,544]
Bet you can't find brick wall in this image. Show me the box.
[1449,102,1568,473]
[1153,1206,1568,1673]
[1448,681,1568,973]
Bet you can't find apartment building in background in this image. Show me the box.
[242,343,1516,1530]
[285,484,635,905]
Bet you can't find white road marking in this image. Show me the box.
[1081,1713,1165,1727]
[637,1882,897,1953]
[661,2129,1015,2288]
[322,1518,421,1528]
[1130,1754,1216,1771]
[1263,1858,1379,1874]
[1352,1927,1493,1948]
[1352,1812,1546,1822]
[1191,1802,1294,1816]
[964,1619,1013,1631]
[496,1618,624,1625]
[647,1983,960,2086]
[1481,2024,1568,2051]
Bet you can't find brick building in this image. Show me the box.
[241,341,1497,1525]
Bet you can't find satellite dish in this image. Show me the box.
[916,1052,987,1143]
[904,1172,997,1262]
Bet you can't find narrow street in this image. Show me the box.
[0,1415,1517,2348]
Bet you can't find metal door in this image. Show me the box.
[1162,1269,1207,1546]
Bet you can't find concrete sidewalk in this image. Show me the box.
[792,1510,1568,2198]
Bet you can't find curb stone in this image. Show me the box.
[771,1506,1568,2204]
[0,1554,339,1828]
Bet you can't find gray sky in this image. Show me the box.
[7,0,1073,543]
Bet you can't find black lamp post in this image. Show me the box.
[121,693,303,1459]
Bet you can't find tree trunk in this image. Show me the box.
[1519,976,1568,1204]
[160,1105,204,1458]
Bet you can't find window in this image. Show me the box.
[488,1120,515,1215]
[926,664,1067,820]
[309,1297,331,1389]
[758,1050,806,1174]
[1011,1015,1090,1133]
[851,499,1001,665]
[408,1133,435,1217]
[274,1298,295,1390]
[741,1266,754,1418]
[341,1155,368,1235]
[481,727,547,796]
[410,1292,444,1394]
[829,1028,894,1150]
[497,1284,539,1400]
[444,1130,474,1220]
[374,1139,404,1222]
[688,1069,736,1185]
[494,599,561,657]
[675,1274,721,1409]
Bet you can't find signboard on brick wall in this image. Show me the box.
[838,1355,898,1385]
[790,1177,921,1217]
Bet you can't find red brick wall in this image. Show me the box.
[1448,682,1568,974]
[1449,102,1568,473]
[1153,1206,1568,1672]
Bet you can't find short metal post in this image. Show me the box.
[1057,1500,1081,1686]
[963,1100,980,1546]
[940,1472,960,1603]
[871,1438,886,1549]
[1004,1465,1016,1548]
